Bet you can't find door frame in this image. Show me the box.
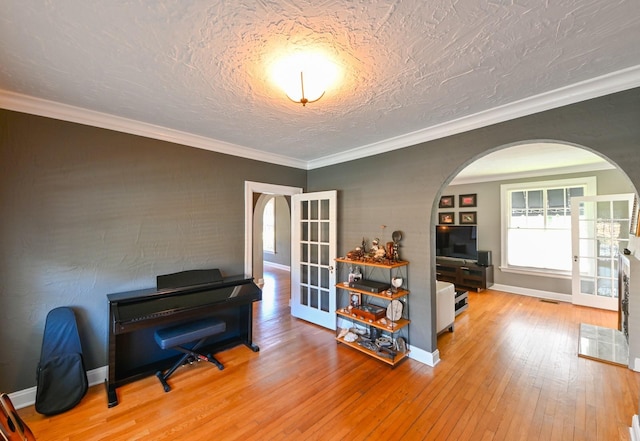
[244,181,303,280]
[571,193,634,310]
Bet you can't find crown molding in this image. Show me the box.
[2,65,639,171]
[0,90,307,170]
[307,65,640,170]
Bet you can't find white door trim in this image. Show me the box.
[244,181,303,278]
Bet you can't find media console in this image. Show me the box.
[435,258,494,291]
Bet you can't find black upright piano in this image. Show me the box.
[105,269,262,407]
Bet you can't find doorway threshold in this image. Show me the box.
[578,323,628,367]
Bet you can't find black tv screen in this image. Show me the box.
[436,225,478,260]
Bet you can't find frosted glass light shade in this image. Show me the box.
[271,53,338,105]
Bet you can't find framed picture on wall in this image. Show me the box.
[459,194,477,207]
[460,211,477,224]
[439,195,455,208]
[439,212,455,224]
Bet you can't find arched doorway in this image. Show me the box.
[433,141,637,349]
[244,181,302,284]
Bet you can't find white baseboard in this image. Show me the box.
[409,346,440,367]
[9,366,108,410]
[263,261,291,271]
[491,283,571,303]
[631,415,640,441]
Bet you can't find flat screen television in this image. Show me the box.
[435,225,478,261]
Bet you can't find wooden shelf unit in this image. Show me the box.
[334,258,410,366]
[335,335,410,366]
[336,309,410,332]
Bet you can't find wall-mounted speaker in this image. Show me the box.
[477,250,492,266]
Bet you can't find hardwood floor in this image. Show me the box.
[19,269,640,440]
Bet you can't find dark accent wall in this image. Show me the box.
[0,110,306,392]
[307,87,640,355]
[2,87,639,393]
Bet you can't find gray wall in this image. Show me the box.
[308,87,640,355]
[444,169,635,294]
[0,110,306,392]
[2,87,640,393]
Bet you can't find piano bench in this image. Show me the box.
[154,317,226,392]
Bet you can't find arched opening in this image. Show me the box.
[244,181,302,281]
[432,140,638,358]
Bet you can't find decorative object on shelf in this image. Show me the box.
[459,211,477,224]
[369,238,386,259]
[386,299,404,322]
[391,230,402,261]
[439,195,455,208]
[346,245,365,260]
[352,304,386,321]
[349,279,390,293]
[344,331,358,343]
[350,292,361,307]
[341,228,404,265]
[391,277,403,293]
[459,193,477,207]
[348,266,362,283]
[439,212,455,224]
[386,242,394,261]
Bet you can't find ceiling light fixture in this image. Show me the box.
[290,71,323,106]
[270,52,339,107]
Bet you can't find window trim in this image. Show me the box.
[500,176,597,276]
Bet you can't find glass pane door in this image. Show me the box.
[572,194,633,310]
[291,191,337,329]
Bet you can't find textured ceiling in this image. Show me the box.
[1,1,640,170]
[451,143,614,185]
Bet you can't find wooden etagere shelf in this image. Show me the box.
[336,309,410,332]
[335,257,409,269]
[334,257,410,367]
[336,282,409,301]
[335,335,411,366]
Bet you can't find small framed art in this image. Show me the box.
[439,195,455,208]
[459,194,477,207]
[439,212,455,225]
[460,211,477,224]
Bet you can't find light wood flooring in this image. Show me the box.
[19,268,640,440]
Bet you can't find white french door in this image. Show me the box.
[571,194,633,310]
[291,191,337,330]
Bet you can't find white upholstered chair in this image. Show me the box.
[436,281,455,334]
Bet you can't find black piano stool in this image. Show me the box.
[154,317,226,392]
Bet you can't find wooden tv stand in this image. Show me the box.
[435,258,494,291]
